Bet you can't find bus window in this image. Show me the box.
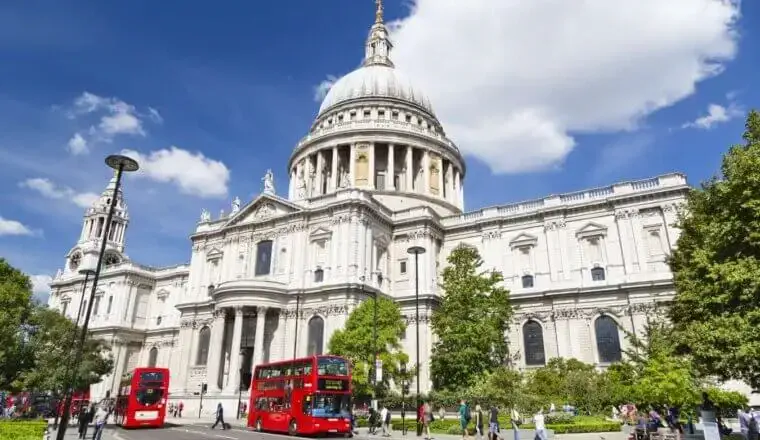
[135,387,163,406]
[310,394,350,418]
[317,357,348,376]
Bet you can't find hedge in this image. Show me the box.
[357,417,622,434]
[0,420,48,440]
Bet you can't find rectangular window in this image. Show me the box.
[363,110,371,118]
[93,297,101,315]
[392,111,399,120]
[255,240,273,276]
[400,261,407,275]
[61,302,68,317]
[107,296,113,314]
[378,110,385,118]
[375,172,386,190]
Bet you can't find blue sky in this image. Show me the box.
[0,0,756,300]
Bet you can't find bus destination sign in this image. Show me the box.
[317,378,349,391]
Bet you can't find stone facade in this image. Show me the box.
[48,4,749,417]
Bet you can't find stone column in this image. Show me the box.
[387,144,395,190]
[289,168,296,199]
[349,143,357,187]
[111,341,128,397]
[405,146,413,191]
[253,307,268,367]
[206,310,226,392]
[316,151,325,196]
[226,307,244,393]
[454,170,461,208]
[422,150,430,195]
[295,161,304,200]
[331,146,339,192]
[437,158,444,197]
[368,142,376,189]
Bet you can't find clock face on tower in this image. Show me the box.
[69,252,82,271]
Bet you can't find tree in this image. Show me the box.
[430,246,513,391]
[669,110,760,389]
[0,258,35,390]
[19,306,114,392]
[522,358,607,413]
[328,296,409,397]
[466,367,523,409]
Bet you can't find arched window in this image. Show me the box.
[307,316,325,356]
[255,240,273,276]
[314,268,324,283]
[148,347,158,367]
[523,320,545,366]
[591,267,606,281]
[196,326,211,366]
[595,316,622,363]
[521,275,534,288]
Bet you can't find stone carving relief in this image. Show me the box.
[200,208,211,222]
[481,230,503,241]
[283,304,349,319]
[262,169,276,195]
[404,314,432,324]
[253,203,276,220]
[180,317,214,328]
[543,220,567,231]
[404,228,442,242]
[330,214,351,225]
[615,209,639,220]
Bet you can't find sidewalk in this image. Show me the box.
[46,425,119,440]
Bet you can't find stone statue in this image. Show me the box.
[219,209,226,219]
[200,208,211,222]
[231,196,241,214]
[339,168,350,188]
[262,169,275,195]
[296,172,307,199]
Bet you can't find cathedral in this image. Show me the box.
[47,2,730,415]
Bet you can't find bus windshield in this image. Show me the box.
[307,394,350,418]
[135,387,163,406]
[317,357,348,376]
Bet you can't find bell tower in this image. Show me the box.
[65,172,130,275]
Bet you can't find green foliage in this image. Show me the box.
[466,367,523,409]
[0,258,35,390]
[704,387,749,416]
[668,110,760,389]
[328,295,410,397]
[431,246,513,391]
[0,420,48,440]
[522,358,609,414]
[0,259,113,392]
[19,306,114,392]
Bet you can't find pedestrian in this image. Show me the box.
[474,405,484,440]
[178,401,184,417]
[488,405,500,440]
[92,405,108,440]
[77,406,89,439]
[421,401,433,440]
[211,403,227,430]
[380,404,390,437]
[459,400,471,440]
[749,410,759,440]
[533,409,547,440]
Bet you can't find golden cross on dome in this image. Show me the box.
[375,0,384,24]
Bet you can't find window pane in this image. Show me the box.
[307,317,324,356]
[197,327,211,366]
[255,240,273,276]
[523,321,545,366]
[595,316,621,363]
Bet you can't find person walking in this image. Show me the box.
[211,403,227,430]
[488,405,500,440]
[380,404,390,437]
[459,400,471,440]
[178,401,184,418]
[474,405,484,440]
[421,402,433,440]
[91,405,108,440]
[533,409,547,440]
[77,406,90,439]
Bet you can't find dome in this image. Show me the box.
[318,64,434,116]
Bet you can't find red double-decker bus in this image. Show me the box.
[248,355,352,436]
[114,367,170,428]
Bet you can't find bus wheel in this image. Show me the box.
[255,418,263,432]
[288,419,297,436]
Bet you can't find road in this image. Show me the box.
[110,425,327,440]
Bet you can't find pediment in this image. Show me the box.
[575,222,607,239]
[309,227,332,240]
[224,194,302,227]
[206,247,224,260]
[509,233,538,249]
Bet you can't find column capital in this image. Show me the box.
[257,305,269,314]
[234,305,244,315]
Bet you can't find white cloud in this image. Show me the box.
[67,132,89,155]
[121,146,230,198]
[19,177,99,208]
[682,102,743,129]
[30,274,52,302]
[0,216,34,236]
[65,91,162,153]
[381,0,740,173]
[314,75,339,102]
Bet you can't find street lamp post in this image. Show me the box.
[56,154,139,440]
[407,246,426,437]
[360,275,379,409]
[53,268,95,430]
